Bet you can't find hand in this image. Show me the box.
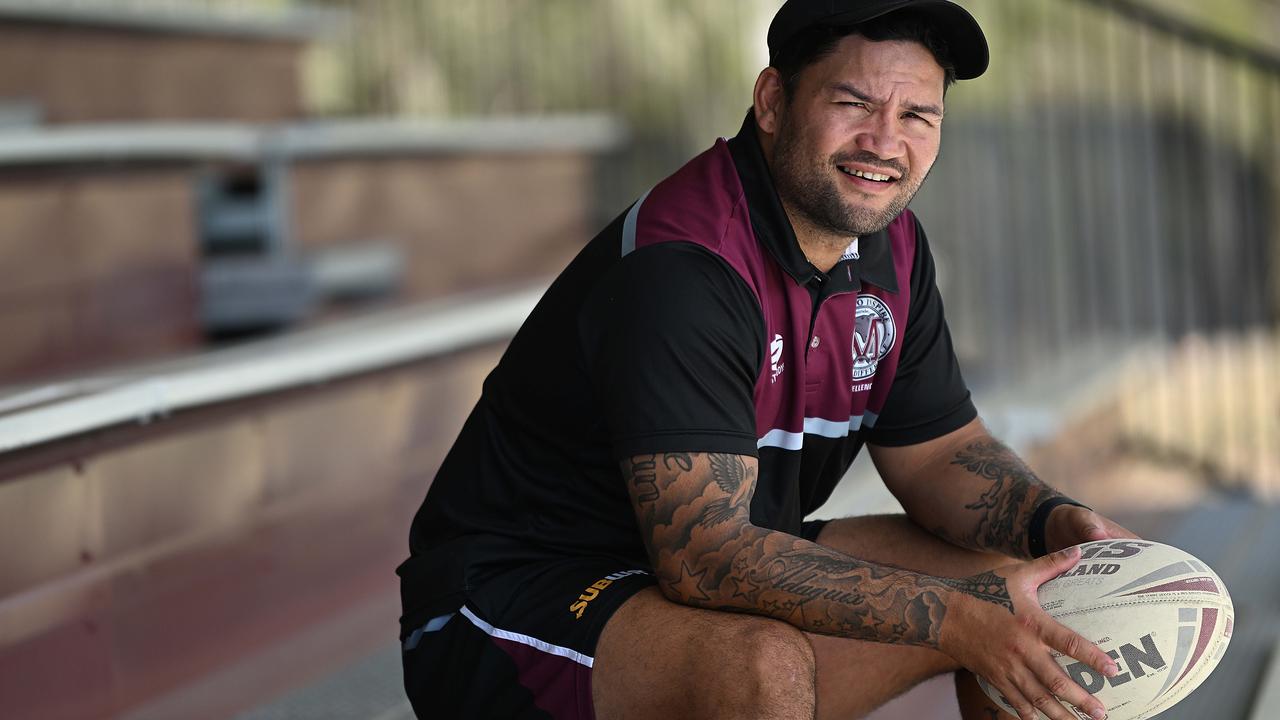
[940,547,1119,720]
[1045,505,1140,554]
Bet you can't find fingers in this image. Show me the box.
[995,557,1115,720]
[995,667,1089,720]
[1028,546,1081,586]
[1047,506,1144,552]
[998,657,1108,720]
[1028,653,1108,720]
[1045,617,1120,680]
[967,548,1120,720]
[989,680,1038,720]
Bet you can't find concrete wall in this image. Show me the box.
[0,22,305,124]
[289,151,599,301]
[0,342,501,719]
[0,165,202,384]
[0,144,604,387]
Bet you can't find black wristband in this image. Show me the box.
[1028,497,1090,558]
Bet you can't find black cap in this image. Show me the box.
[767,0,990,80]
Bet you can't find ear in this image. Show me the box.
[753,67,787,136]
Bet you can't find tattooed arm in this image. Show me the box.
[622,450,1120,719]
[870,418,1137,559]
[622,450,1122,720]
[625,451,1005,646]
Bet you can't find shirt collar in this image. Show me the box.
[851,226,900,294]
[726,111,899,295]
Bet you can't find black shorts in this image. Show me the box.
[400,556,657,720]
[400,522,825,719]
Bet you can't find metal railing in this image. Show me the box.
[0,287,543,454]
[917,0,1278,495]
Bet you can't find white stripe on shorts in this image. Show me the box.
[459,605,595,668]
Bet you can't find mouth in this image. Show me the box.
[837,165,898,184]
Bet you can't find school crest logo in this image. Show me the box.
[852,295,895,381]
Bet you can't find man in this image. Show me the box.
[398,2,1138,719]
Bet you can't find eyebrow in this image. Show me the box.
[831,82,944,118]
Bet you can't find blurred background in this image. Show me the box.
[0,0,1275,718]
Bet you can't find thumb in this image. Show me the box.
[1031,545,1081,585]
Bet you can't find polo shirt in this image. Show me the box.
[397,112,977,632]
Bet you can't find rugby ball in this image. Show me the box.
[978,540,1234,720]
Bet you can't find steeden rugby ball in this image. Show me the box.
[978,540,1234,720]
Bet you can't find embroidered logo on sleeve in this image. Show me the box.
[770,334,786,383]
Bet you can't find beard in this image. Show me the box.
[772,118,925,239]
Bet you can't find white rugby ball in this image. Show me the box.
[978,540,1234,720]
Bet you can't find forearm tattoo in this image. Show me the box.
[947,439,1065,559]
[620,453,1013,648]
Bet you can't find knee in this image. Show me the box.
[744,620,816,699]
[702,618,815,717]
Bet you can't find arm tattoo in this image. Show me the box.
[620,452,1013,648]
[698,454,752,526]
[627,454,659,504]
[951,439,1065,558]
[939,571,1014,613]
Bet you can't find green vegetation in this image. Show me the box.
[301,0,774,164]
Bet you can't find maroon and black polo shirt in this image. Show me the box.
[398,111,976,636]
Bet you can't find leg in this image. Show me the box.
[593,515,1013,720]
[592,586,816,720]
[807,515,1012,720]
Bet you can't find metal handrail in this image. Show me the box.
[0,286,546,455]
[0,0,346,40]
[0,115,629,167]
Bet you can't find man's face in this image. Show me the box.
[765,35,946,238]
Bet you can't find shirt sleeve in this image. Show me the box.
[579,242,764,461]
[864,216,978,447]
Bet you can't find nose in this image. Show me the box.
[855,109,906,161]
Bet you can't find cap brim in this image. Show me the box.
[800,0,990,80]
